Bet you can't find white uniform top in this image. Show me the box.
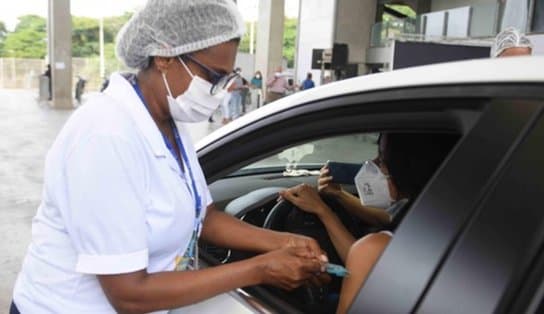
[13,73,213,314]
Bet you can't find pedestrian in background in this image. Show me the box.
[250,70,263,108]
[300,72,315,90]
[221,87,233,124]
[492,27,533,58]
[228,67,246,120]
[240,76,250,114]
[265,66,290,104]
[44,64,52,100]
[285,78,297,96]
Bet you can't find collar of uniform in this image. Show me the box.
[104,72,166,157]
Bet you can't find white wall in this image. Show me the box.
[235,52,255,80]
[528,34,544,56]
[334,0,377,66]
[431,0,495,12]
[295,0,336,85]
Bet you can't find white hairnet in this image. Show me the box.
[116,0,245,69]
[491,27,533,58]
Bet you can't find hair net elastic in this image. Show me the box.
[116,0,245,69]
[491,27,533,58]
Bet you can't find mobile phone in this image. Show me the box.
[326,161,362,185]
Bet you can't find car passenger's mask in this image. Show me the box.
[162,57,226,123]
[354,160,393,209]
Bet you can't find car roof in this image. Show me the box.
[197,56,544,150]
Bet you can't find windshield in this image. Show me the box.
[241,133,379,172]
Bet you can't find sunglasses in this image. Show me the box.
[182,54,239,95]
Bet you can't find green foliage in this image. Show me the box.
[283,18,297,68]
[72,16,99,57]
[14,15,46,33]
[239,21,254,53]
[103,13,133,43]
[2,15,46,58]
[0,12,133,60]
[0,21,7,53]
[239,18,298,68]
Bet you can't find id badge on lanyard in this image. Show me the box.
[168,120,203,271]
[128,76,203,271]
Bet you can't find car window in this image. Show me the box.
[242,133,379,171]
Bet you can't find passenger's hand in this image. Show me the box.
[318,166,343,196]
[256,247,326,290]
[279,184,330,217]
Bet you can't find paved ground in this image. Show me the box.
[0,89,223,310]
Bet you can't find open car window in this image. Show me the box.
[204,130,461,313]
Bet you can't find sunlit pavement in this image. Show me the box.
[0,89,226,309]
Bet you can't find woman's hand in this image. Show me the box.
[281,233,328,264]
[283,235,331,287]
[255,246,328,290]
[318,166,343,197]
[279,184,330,217]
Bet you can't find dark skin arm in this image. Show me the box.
[98,246,322,314]
[200,204,326,254]
[98,206,329,314]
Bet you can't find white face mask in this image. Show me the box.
[355,160,393,209]
[163,57,227,123]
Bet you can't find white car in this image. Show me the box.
[173,56,544,313]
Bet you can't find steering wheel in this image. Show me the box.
[263,198,362,313]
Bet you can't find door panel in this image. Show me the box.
[416,107,544,313]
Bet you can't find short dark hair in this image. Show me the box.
[380,133,459,199]
[307,72,312,79]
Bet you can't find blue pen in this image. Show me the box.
[325,263,350,277]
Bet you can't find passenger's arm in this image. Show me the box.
[279,184,356,263]
[318,166,391,227]
[335,191,391,226]
[316,206,357,263]
[336,232,391,314]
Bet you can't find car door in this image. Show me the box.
[195,83,544,313]
[415,106,544,314]
[350,98,544,313]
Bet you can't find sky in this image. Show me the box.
[0,0,300,31]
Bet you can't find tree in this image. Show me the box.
[0,21,7,55]
[103,12,133,43]
[283,18,297,68]
[238,22,254,53]
[72,16,100,57]
[2,15,46,58]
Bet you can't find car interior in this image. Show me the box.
[200,129,462,313]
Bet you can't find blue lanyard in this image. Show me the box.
[129,77,202,221]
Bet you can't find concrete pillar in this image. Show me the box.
[255,0,285,97]
[414,0,432,14]
[295,0,337,85]
[48,0,73,109]
[333,0,378,74]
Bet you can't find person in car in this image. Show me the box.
[280,133,458,313]
[10,2,329,314]
[491,27,533,58]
